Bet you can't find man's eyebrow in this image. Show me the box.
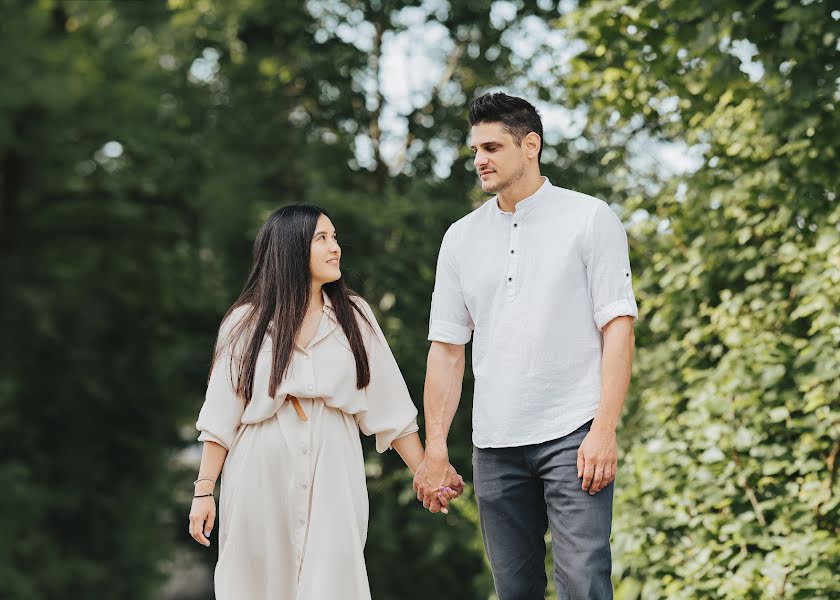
[469,140,502,149]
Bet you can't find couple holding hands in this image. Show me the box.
[188,93,638,600]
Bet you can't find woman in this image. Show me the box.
[188,204,463,599]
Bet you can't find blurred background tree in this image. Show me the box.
[0,0,836,599]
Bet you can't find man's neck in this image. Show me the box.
[496,172,545,213]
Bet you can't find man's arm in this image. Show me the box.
[413,341,465,512]
[578,316,635,495]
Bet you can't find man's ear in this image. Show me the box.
[523,131,541,160]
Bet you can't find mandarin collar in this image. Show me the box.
[494,176,551,215]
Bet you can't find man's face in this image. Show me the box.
[470,122,526,194]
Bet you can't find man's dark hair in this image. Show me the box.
[468,92,543,162]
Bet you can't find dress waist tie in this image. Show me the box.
[287,395,308,422]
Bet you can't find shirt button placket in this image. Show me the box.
[508,219,520,300]
[294,361,313,567]
[294,436,310,567]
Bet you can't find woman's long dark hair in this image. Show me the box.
[210,204,371,405]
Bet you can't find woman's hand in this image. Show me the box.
[188,494,216,547]
[447,468,465,498]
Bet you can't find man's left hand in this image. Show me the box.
[577,424,618,495]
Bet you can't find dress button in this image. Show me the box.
[303,355,309,360]
[301,483,308,490]
[302,448,309,455]
[508,277,512,281]
[513,223,518,227]
[298,519,305,526]
[307,385,313,391]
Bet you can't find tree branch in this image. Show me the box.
[368,22,386,190]
[393,41,466,174]
[732,451,766,526]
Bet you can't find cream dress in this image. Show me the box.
[195,293,419,600]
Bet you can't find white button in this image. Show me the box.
[302,447,309,455]
[307,385,313,391]
[298,519,305,526]
[301,483,308,490]
[302,355,309,360]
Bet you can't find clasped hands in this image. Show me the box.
[412,453,465,515]
[412,425,617,514]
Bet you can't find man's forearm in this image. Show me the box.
[592,317,635,432]
[423,341,465,456]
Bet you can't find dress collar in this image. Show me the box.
[295,290,338,350]
[322,290,337,323]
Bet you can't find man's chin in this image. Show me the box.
[482,180,503,194]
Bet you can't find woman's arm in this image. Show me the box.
[188,440,228,547]
[392,431,425,472]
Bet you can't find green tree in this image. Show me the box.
[0,1,221,597]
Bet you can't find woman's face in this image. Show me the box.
[309,214,342,286]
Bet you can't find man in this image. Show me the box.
[413,92,638,599]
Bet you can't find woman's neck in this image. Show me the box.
[308,284,325,313]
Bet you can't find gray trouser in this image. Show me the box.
[473,420,613,600]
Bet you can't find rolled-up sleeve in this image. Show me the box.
[354,301,419,453]
[195,308,248,450]
[428,226,473,344]
[585,201,639,331]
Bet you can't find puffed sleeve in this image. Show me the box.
[584,201,639,331]
[428,225,474,344]
[353,299,419,453]
[195,306,250,450]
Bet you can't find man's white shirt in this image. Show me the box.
[428,177,639,448]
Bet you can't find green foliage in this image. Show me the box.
[0,1,222,598]
[559,1,840,597]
